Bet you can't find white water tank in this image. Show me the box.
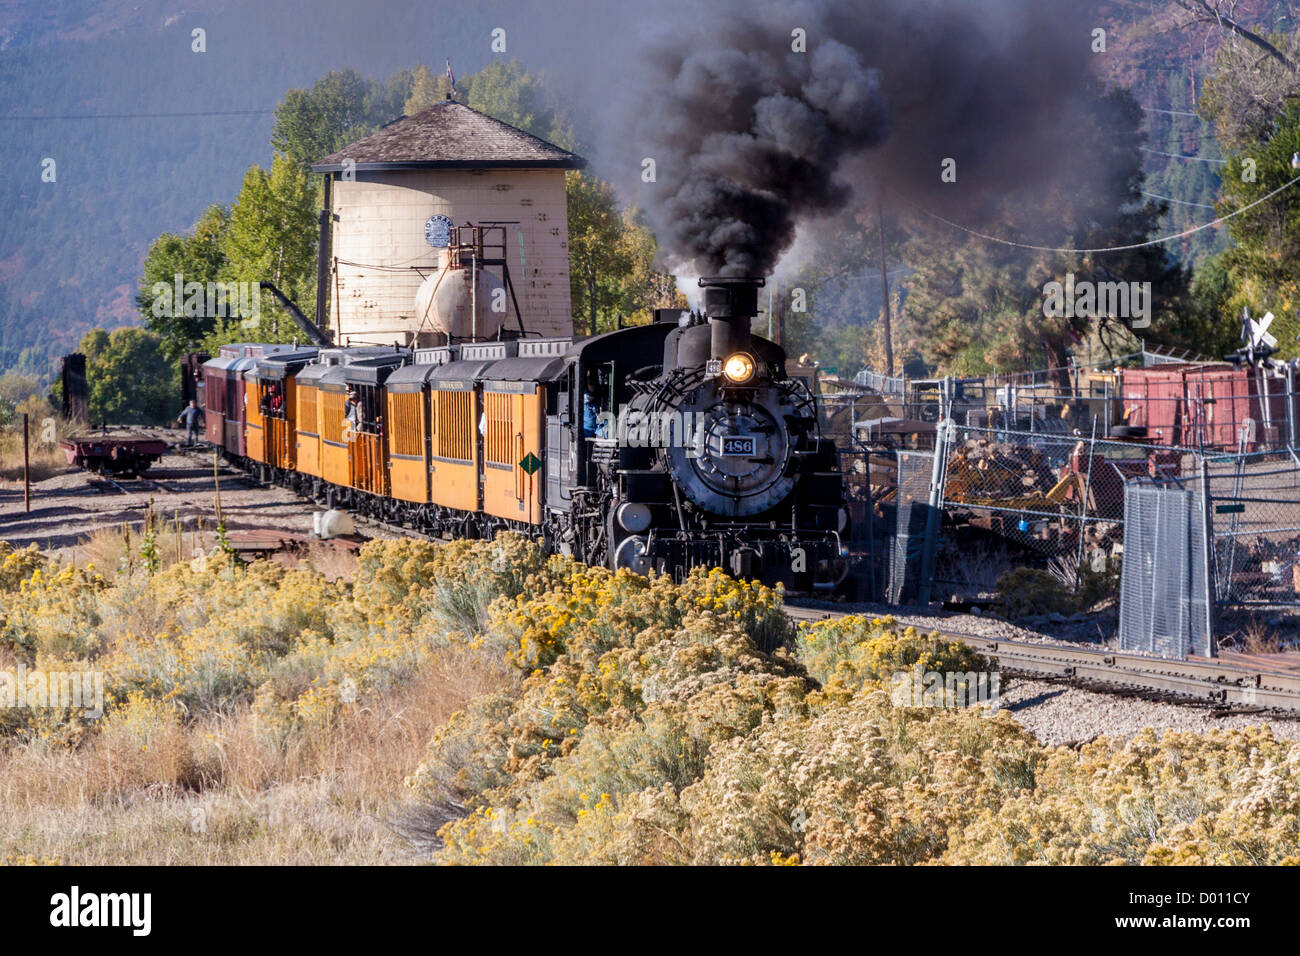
[413,249,507,341]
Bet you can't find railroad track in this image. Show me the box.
[89,472,180,496]
[171,441,434,542]
[784,603,1300,715]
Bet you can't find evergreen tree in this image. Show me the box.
[1215,99,1300,357]
[900,90,1189,382]
[218,154,320,346]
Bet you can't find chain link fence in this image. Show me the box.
[936,421,1181,586]
[1118,484,1213,657]
[1196,449,1300,607]
[828,367,1300,658]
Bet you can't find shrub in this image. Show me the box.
[0,542,45,593]
[796,614,993,705]
[408,565,804,864]
[995,567,1077,618]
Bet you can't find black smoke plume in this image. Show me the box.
[627,0,1104,277]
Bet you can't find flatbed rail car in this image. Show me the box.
[59,434,168,477]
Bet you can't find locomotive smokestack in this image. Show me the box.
[700,276,763,363]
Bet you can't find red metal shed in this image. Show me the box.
[1181,364,1287,451]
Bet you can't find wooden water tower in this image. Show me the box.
[312,101,585,346]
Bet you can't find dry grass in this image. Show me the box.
[0,646,510,864]
[294,540,360,583]
[0,423,68,485]
[1239,613,1286,654]
[67,518,208,582]
[67,524,361,587]
[0,535,512,864]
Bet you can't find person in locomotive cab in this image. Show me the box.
[582,375,608,439]
[176,400,203,447]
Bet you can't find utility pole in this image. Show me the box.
[22,413,30,512]
[773,275,784,347]
[315,174,332,337]
[877,197,895,377]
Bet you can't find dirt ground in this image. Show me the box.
[0,428,396,559]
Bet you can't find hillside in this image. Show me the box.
[0,0,553,374]
[0,0,1291,377]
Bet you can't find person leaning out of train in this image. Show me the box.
[176,400,203,448]
[343,387,361,438]
[260,383,283,416]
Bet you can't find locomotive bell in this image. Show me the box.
[699,276,764,368]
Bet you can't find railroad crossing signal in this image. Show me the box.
[1244,309,1277,350]
[519,452,542,475]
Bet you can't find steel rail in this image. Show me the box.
[784,603,1300,713]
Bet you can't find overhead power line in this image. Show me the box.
[1139,146,1226,164]
[901,174,1300,255]
[1140,190,1217,209]
[0,109,275,121]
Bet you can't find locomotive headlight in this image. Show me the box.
[722,352,756,383]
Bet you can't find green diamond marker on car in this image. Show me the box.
[519,452,542,475]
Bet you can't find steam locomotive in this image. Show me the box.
[197,276,849,589]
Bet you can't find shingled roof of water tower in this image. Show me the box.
[311,101,586,171]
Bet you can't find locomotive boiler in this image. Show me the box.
[579,276,847,588]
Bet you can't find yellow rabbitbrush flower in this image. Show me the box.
[795,615,993,706]
[0,534,546,742]
[2,561,106,662]
[8,534,1300,867]
[0,542,45,593]
[421,565,807,864]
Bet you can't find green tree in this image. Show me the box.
[900,90,1189,382]
[466,60,575,150]
[1214,98,1300,356]
[614,205,687,319]
[272,69,386,172]
[403,64,457,114]
[137,203,230,359]
[80,327,176,425]
[1169,253,1242,360]
[219,154,320,345]
[773,216,897,374]
[567,173,634,335]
